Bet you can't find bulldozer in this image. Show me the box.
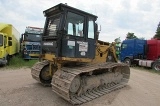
[31,3,130,105]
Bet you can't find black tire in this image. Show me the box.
[24,59,29,61]
[124,58,131,66]
[6,55,10,65]
[152,62,160,71]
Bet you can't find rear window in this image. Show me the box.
[45,14,61,36]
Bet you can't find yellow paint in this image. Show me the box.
[43,53,56,61]
[0,23,20,65]
[29,54,40,56]
[49,63,52,75]
[42,42,117,63]
[0,44,4,59]
[41,40,118,73]
[57,57,92,62]
[91,41,118,63]
[42,53,92,63]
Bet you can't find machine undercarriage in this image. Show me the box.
[31,61,130,105]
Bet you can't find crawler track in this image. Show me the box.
[52,62,130,105]
[31,60,50,86]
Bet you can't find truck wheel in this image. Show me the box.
[124,58,131,66]
[152,62,160,71]
[6,55,10,65]
[24,59,29,61]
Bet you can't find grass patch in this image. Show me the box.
[7,54,38,68]
[132,66,160,75]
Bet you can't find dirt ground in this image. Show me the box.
[0,67,160,106]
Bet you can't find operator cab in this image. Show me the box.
[42,3,98,59]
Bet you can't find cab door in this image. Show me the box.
[61,12,96,59]
[61,11,87,58]
[86,17,96,59]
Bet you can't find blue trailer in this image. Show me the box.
[120,39,147,66]
[20,26,43,60]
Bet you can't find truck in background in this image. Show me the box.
[0,23,20,65]
[120,39,160,71]
[20,26,43,60]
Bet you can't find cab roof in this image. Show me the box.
[43,3,98,19]
[0,23,11,31]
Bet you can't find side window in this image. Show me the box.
[46,14,61,36]
[4,36,7,47]
[122,44,127,49]
[68,23,73,35]
[0,35,3,46]
[66,12,84,37]
[88,19,94,39]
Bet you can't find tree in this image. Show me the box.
[153,22,160,39]
[126,32,137,39]
[138,37,145,40]
[114,37,121,59]
[114,37,121,43]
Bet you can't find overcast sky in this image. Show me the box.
[0,0,160,42]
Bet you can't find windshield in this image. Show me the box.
[65,12,84,37]
[0,34,3,46]
[24,34,41,42]
[45,14,61,36]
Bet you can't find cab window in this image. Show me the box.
[4,36,7,47]
[45,14,61,36]
[66,12,84,37]
[88,18,94,39]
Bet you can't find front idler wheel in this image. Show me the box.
[40,65,52,84]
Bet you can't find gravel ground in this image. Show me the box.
[0,67,160,106]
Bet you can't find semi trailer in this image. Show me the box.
[120,39,160,71]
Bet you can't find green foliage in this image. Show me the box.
[8,54,38,68]
[154,22,160,39]
[114,37,121,43]
[114,37,121,59]
[126,32,138,39]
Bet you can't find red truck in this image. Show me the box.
[147,39,160,60]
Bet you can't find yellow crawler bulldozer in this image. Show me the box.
[31,3,130,105]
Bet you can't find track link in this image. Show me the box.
[70,83,126,105]
[52,62,130,105]
[31,60,50,86]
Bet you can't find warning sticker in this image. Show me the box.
[68,41,75,46]
[77,41,88,52]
